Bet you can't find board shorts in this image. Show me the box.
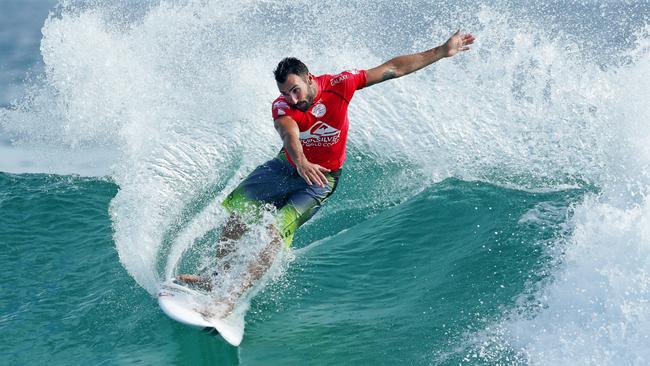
[222,151,341,247]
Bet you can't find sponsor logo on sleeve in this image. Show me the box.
[310,103,326,118]
[273,100,289,109]
[330,73,349,86]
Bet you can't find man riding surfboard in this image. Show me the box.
[179,30,475,314]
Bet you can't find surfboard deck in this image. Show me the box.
[157,280,244,346]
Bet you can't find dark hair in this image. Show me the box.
[273,57,309,83]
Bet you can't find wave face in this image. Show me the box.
[1,0,650,363]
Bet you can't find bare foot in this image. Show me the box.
[211,299,236,319]
[176,274,212,291]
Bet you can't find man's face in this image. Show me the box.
[277,73,315,112]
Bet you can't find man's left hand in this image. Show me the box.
[441,30,475,58]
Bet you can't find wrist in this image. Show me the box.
[294,155,308,166]
[436,44,450,58]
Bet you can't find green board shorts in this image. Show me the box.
[222,152,341,247]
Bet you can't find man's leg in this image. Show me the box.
[214,155,302,270]
[216,213,248,270]
[180,158,340,316]
[219,224,284,313]
[177,156,291,286]
[176,213,247,287]
[219,173,341,309]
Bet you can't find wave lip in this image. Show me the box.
[497,195,650,365]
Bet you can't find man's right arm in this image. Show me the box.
[274,116,331,187]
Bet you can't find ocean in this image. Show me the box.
[1,0,649,365]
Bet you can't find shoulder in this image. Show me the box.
[328,69,367,90]
[271,96,292,118]
[272,96,289,109]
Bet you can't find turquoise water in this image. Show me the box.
[2,0,650,365]
[0,171,585,365]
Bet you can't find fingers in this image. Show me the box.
[297,167,313,186]
[457,33,475,52]
[448,31,475,54]
[463,34,475,44]
[305,172,325,187]
[302,173,313,186]
[297,161,331,187]
[307,168,328,187]
[299,166,330,187]
[316,173,327,187]
[316,165,331,187]
[317,165,331,173]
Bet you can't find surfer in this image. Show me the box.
[179,30,475,311]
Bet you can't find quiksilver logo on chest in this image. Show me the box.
[299,121,341,147]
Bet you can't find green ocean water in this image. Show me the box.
[0,172,585,365]
[2,0,650,364]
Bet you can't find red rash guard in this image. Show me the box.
[271,69,367,171]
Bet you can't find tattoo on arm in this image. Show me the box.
[382,69,398,81]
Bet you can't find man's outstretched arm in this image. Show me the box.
[365,30,475,87]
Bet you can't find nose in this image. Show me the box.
[287,94,298,104]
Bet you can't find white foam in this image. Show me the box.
[459,19,650,365]
[2,1,650,361]
[506,195,650,365]
[499,32,650,365]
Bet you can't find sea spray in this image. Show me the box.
[1,1,650,363]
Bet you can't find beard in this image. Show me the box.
[294,100,310,111]
[293,87,315,112]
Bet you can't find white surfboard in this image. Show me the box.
[157,280,245,346]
